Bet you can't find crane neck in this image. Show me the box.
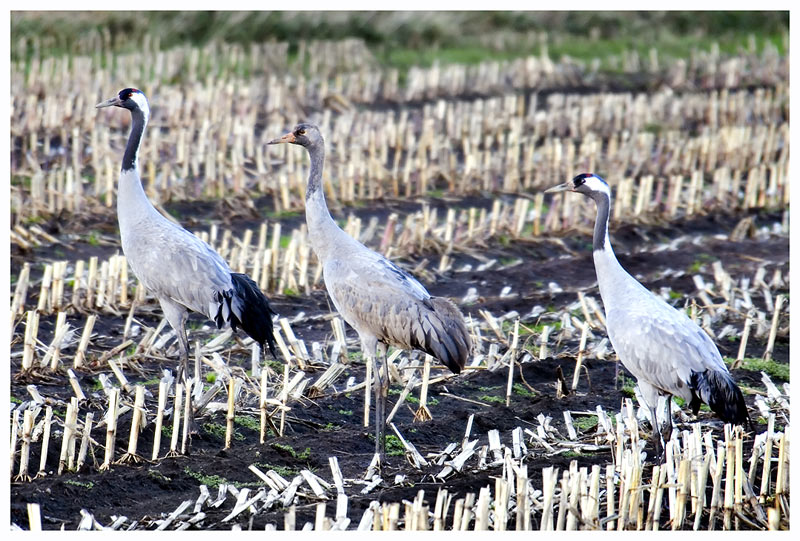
[117,105,158,230]
[305,142,325,199]
[302,142,341,259]
[591,191,612,253]
[122,105,148,172]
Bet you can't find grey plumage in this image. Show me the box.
[269,123,471,459]
[547,173,748,457]
[97,88,277,431]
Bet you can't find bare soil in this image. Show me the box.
[9,197,789,530]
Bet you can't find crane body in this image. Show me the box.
[547,173,748,457]
[97,88,277,434]
[269,124,471,460]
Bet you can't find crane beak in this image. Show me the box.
[267,132,296,145]
[95,96,122,109]
[545,181,572,193]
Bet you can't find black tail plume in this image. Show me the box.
[229,273,278,360]
[419,297,472,374]
[690,369,750,427]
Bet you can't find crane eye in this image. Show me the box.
[296,129,306,136]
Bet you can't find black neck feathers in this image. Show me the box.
[591,191,611,252]
[122,106,146,172]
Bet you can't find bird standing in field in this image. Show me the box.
[97,88,277,432]
[546,173,749,458]
[268,123,472,461]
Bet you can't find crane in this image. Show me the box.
[268,123,472,461]
[546,173,749,458]
[97,88,277,433]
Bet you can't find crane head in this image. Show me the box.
[546,173,609,196]
[268,123,323,148]
[96,88,147,111]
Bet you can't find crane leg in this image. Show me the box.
[649,405,665,462]
[161,300,198,438]
[175,326,199,437]
[373,352,388,462]
[661,398,673,445]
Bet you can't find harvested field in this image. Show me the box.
[9,12,790,531]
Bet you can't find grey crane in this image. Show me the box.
[547,173,749,457]
[268,123,472,460]
[96,88,277,431]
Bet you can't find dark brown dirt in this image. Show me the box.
[9,198,789,530]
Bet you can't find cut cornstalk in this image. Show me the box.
[414,356,433,421]
[225,377,236,449]
[571,321,590,391]
[75,412,93,472]
[21,310,40,371]
[732,310,754,369]
[73,314,96,368]
[119,385,145,463]
[15,410,34,481]
[11,262,30,315]
[100,388,119,470]
[168,383,183,456]
[36,406,54,477]
[181,378,193,455]
[763,294,784,361]
[151,380,167,460]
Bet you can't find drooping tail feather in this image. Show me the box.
[227,273,278,359]
[415,297,472,374]
[689,369,750,427]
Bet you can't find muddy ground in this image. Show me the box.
[9,196,790,530]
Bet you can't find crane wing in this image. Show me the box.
[124,221,233,318]
[322,253,430,333]
[328,250,430,301]
[606,298,730,400]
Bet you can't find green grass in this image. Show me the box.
[203,422,245,441]
[512,383,536,399]
[147,469,172,484]
[184,467,260,489]
[64,479,94,490]
[271,443,311,460]
[254,462,298,478]
[10,396,22,404]
[234,415,261,431]
[338,409,353,416]
[572,415,598,431]
[501,320,538,337]
[10,12,787,77]
[385,435,405,457]
[673,396,710,413]
[265,359,284,373]
[264,209,302,220]
[687,253,716,274]
[620,376,637,399]
[389,387,439,406]
[86,231,100,247]
[479,395,506,405]
[725,357,789,381]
